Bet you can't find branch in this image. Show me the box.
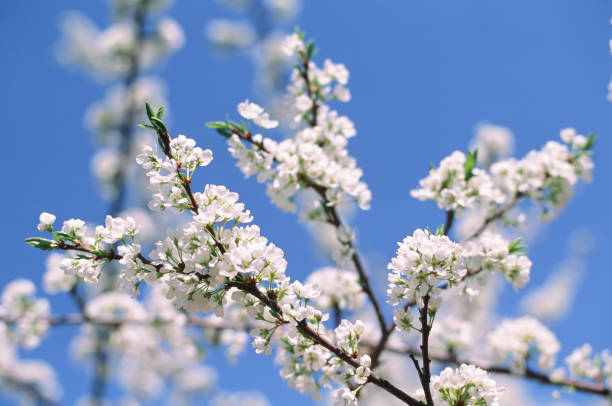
[225,280,424,406]
[463,193,524,242]
[226,125,388,334]
[0,313,249,331]
[378,343,611,397]
[110,0,150,216]
[417,296,434,405]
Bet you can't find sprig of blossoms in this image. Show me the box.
[208,33,371,218]
[0,279,50,349]
[387,228,464,313]
[487,316,560,373]
[461,231,531,291]
[27,213,141,285]
[411,150,502,215]
[136,121,214,213]
[555,344,612,388]
[71,287,216,401]
[57,5,184,79]
[412,129,595,220]
[0,323,60,405]
[413,364,502,406]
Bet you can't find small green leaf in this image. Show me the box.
[25,237,56,252]
[583,133,597,151]
[305,40,315,59]
[229,120,244,132]
[52,231,75,241]
[508,237,527,254]
[145,102,155,120]
[156,106,165,119]
[150,116,167,134]
[138,124,155,130]
[206,121,228,129]
[464,149,478,181]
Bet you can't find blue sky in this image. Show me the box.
[1,1,611,405]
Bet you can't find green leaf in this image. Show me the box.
[138,124,155,130]
[305,40,315,60]
[52,231,75,241]
[206,121,228,129]
[150,116,167,134]
[464,149,478,181]
[583,133,597,151]
[508,237,527,254]
[156,106,164,119]
[25,237,56,252]
[229,120,244,132]
[145,102,155,120]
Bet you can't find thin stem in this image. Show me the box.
[463,193,524,242]
[418,296,434,405]
[444,210,454,236]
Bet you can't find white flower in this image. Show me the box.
[253,113,279,129]
[43,253,76,294]
[237,100,264,120]
[281,33,304,56]
[332,388,356,405]
[386,228,464,308]
[37,212,56,232]
[295,94,313,112]
[417,364,502,405]
[61,218,87,238]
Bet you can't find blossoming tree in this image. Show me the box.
[1,1,609,406]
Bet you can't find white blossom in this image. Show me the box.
[488,317,560,373]
[414,364,502,405]
[37,212,56,232]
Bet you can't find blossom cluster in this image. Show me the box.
[305,267,365,311]
[387,227,533,333]
[413,364,502,406]
[549,344,612,389]
[411,129,594,219]
[387,228,464,313]
[411,150,502,215]
[461,231,531,291]
[0,279,50,349]
[57,5,184,79]
[71,286,216,402]
[28,212,141,286]
[212,33,371,220]
[0,321,59,405]
[87,78,166,145]
[487,316,560,373]
[136,134,214,213]
[205,0,301,93]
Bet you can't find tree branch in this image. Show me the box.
[377,343,611,397]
